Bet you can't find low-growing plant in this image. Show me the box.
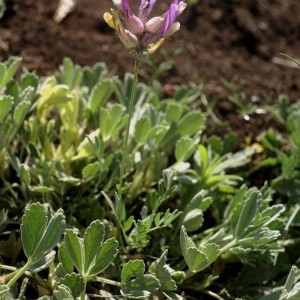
[1,3,300,300]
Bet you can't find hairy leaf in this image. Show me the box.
[88,237,118,276]
[64,229,84,273]
[180,226,220,272]
[57,273,84,298]
[83,220,105,273]
[121,260,145,283]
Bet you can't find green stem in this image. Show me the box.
[6,261,31,288]
[94,276,121,287]
[203,290,226,300]
[220,238,237,254]
[80,276,88,300]
[119,59,140,192]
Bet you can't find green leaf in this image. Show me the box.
[181,209,203,232]
[115,196,126,222]
[60,57,75,87]
[198,144,208,177]
[164,102,183,123]
[57,273,85,299]
[82,62,108,90]
[150,250,177,291]
[235,191,260,239]
[135,116,150,144]
[180,226,220,272]
[64,229,84,273]
[0,63,6,87]
[122,274,160,298]
[163,209,181,226]
[0,95,14,122]
[284,266,300,292]
[13,100,31,126]
[177,111,206,136]
[3,57,22,86]
[224,185,248,223]
[128,220,150,248]
[28,250,56,272]
[89,237,118,276]
[30,186,54,193]
[124,215,134,232]
[21,203,65,263]
[89,79,112,113]
[200,243,221,268]
[254,204,285,227]
[0,57,21,88]
[99,108,110,138]
[21,72,39,90]
[286,283,300,300]
[180,191,212,232]
[20,164,31,186]
[53,284,74,300]
[21,203,48,259]
[83,220,105,273]
[21,85,35,103]
[58,242,74,274]
[32,210,65,261]
[54,263,68,279]
[175,136,197,162]
[100,103,127,141]
[239,228,281,247]
[82,161,101,181]
[121,260,145,283]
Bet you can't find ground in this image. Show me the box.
[0,0,299,140]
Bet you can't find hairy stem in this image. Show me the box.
[94,276,122,287]
[119,58,140,192]
[6,261,31,288]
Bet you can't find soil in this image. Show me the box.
[0,0,300,141]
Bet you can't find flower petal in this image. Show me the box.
[160,3,179,35]
[127,14,144,35]
[119,29,139,49]
[164,21,180,37]
[121,0,131,14]
[178,1,187,15]
[103,12,116,29]
[145,16,165,33]
[139,0,156,23]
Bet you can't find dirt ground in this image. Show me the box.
[0,0,300,140]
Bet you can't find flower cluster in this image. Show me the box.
[104,0,186,58]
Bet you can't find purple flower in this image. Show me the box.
[104,0,186,58]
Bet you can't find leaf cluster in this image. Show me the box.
[0,57,300,299]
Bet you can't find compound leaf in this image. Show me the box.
[180,226,220,272]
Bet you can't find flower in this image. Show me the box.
[104,0,186,58]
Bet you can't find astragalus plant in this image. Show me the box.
[1,4,300,300]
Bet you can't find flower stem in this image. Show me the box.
[119,58,140,192]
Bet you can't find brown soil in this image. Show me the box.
[0,0,300,140]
